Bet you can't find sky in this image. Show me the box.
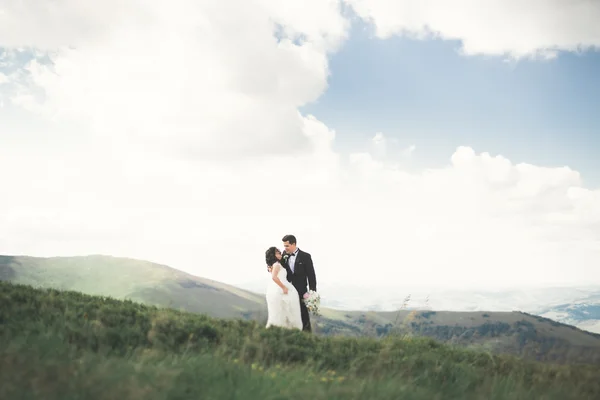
[0,0,599,292]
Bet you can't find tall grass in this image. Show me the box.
[1,281,599,399]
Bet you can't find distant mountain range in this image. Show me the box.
[2,254,600,365]
[539,303,600,334]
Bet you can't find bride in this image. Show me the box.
[264,246,303,330]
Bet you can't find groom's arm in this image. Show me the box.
[305,253,317,292]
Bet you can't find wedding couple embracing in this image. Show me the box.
[264,234,318,333]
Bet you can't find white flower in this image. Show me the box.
[303,290,321,316]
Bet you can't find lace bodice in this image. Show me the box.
[272,262,287,280]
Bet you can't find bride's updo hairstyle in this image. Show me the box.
[265,247,279,268]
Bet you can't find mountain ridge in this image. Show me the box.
[0,254,266,318]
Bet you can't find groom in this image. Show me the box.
[282,234,317,333]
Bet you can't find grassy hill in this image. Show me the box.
[0,254,266,318]
[2,254,600,365]
[319,309,600,365]
[1,281,600,399]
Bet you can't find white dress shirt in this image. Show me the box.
[288,248,299,273]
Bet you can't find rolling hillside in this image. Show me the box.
[2,254,600,365]
[0,255,266,319]
[322,309,600,364]
[2,282,599,399]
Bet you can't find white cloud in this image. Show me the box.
[402,144,416,157]
[0,0,348,158]
[345,0,600,59]
[0,0,135,48]
[0,0,599,296]
[369,132,414,161]
[370,132,387,158]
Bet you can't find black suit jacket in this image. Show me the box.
[283,249,317,296]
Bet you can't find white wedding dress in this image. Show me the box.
[265,262,303,330]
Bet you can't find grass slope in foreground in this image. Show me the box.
[1,282,599,400]
[3,254,600,366]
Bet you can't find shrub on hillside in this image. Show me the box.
[1,281,600,399]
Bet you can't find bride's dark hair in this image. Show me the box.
[265,246,280,268]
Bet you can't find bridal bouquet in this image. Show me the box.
[303,290,321,316]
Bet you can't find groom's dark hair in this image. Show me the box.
[265,247,279,268]
[282,234,296,244]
